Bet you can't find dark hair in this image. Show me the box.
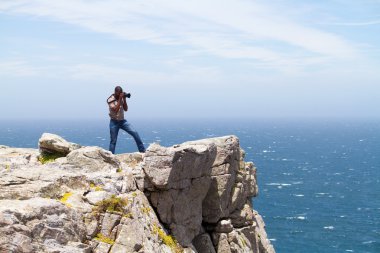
[115,86,122,92]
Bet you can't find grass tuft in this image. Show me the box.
[95,233,115,245]
[94,195,128,214]
[38,152,64,164]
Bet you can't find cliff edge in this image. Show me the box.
[0,133,275,253]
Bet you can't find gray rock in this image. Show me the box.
[201,136,241,223]
[203,174,235,223]
[0,133,275,253]
[0,147,39,169]
[116,152,143,167]
[100,213,121,238]
[143,142,216,189]
[252,211,276,253]
[0,165,87,200]
[0,198,86,252]
[193,233,216,253]
[85,191,113,205]
[182,136,240,168]
[66,146,120,171]
[143,141,216,246]
[215,219,233,233]
[214,233,232,253]
[39,133,81,155]
[113,221,143,252]
[94,242,112,253]
[230,203,254,228]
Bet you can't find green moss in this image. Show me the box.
[94,195,128,214]
[152,224,183,253]
[95,233,115,245]
[116,168,122,173]
[132,192,138,197]
[38,152,64,164]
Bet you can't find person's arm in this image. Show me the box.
[110,95,124,112]
[123,98,128,111]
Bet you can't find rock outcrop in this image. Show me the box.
[0,133,275,253]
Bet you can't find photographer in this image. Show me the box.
[107,86,145,154]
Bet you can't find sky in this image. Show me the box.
[0,0,379,120]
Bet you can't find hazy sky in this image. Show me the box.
[1,0,379,120]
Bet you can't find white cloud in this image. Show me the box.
[0,0,358,67]
[0,59,42,77]
[323,20,380,26]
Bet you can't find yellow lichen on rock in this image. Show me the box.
[59,192,73,207]
[95,233,115,245]
[141,205,151,215]
[152,223,183,253]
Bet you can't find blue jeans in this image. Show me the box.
[109,119,145,154]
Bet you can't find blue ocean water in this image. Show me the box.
[1,119,379,253]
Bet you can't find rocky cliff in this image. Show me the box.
[0,133,275,253]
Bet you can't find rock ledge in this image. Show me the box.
[0,133,275,253]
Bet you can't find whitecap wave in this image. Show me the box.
[362,240,375,244]
[286,216,306,220]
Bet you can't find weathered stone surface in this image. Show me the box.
[193,233,216,253]
[0,133,275,253]
[0,147,39,169]
[230,203,255,228]
[100,213,121,238]
[215,233,232,253]
[39,133,81,155]
[252,211,276,253]
[215,219,234,233]
[85,191,113,205]
[143,142,216,189]
[0,165,87,200]
[182,136,240,168]
[203,174,235,223]
[116,152,143,167]
[94,242,112,253]
[113,221,143,252]
[0,198,86,252]
[143,141,217,246]
[65,146,120,171]
[201,136,241,223]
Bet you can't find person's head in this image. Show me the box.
[114,86,123,98]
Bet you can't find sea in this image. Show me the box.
[0,119,379,253]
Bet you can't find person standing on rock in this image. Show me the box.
[107,86,146,154]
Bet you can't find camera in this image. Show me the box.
[123,92,131,98]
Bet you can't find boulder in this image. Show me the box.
[193,233,216,253]
[143,141,217,246]
[0,147,39,169]
[65,146,120,171]
[39,133,81,155]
